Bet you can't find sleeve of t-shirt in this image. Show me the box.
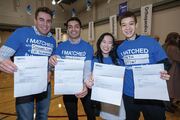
[4,28,23,51]
[54,43,62,56]
[152,39,167,62]
[51,38,57,55]
[85,45,94,61]
[117,45,125,66]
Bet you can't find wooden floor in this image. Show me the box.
[0,72,180,120]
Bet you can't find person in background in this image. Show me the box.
[0,7,56,120]
[117,11,170,120]
[164,32,180,111]
[49,17,96,120]
[87,32,126,120]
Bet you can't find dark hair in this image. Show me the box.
[119,11,137,25]
[35,7,53,19]
[65,17,82,28]
[165,32,179,47]
[95,33,119,65]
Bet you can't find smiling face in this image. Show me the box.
[34,12,52,35]
[67,20,81,41]
[120,17,137,39]
[100,35,113,57]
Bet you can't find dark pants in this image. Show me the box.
[63,90,96,120]
[123,94,166,120]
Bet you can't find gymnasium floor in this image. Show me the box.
[0,72,180,120]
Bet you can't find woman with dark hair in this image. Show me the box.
[165,32,180,109]
[87,32,126,120]
[95,32,119,65]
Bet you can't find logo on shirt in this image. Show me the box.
[121,48,149,65]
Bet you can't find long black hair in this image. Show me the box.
[95,32,119,65]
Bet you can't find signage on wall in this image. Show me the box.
[110,15,117,39]
[55,28,62,43]
[141,4,152,35]
[119,1,128,16]
[88,21,94,41]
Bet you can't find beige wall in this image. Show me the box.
[0,0,70,28]
[0,0,179,48]
[151,6,180,44]
[80,6,180,47]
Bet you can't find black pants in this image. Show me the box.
[63,90,96,120]
[123,94,166,120]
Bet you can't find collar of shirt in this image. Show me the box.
[32,26,52,37]
[68,38,81,44]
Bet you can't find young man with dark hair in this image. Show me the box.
[0,7,56,120]
[49,17,96,120]
[117,11,170,120]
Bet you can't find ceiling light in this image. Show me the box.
[52,0,56,5]
[57,0,63,4]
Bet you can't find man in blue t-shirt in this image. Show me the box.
[0,7,56,120]
[117,11,170,120]
[49,17,96,120]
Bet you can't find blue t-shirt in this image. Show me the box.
[93,57,113,67]
[117,35,167,97]
[55,39,93,61]
[4,27,56,56]
[92,56,117,71]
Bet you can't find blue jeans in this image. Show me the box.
[16,84,51,120]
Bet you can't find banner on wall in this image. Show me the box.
[119,1,128,16]
[88,21,94,41]
[110,15,117,39]
[55,28,61,43]
[141,4,152,35]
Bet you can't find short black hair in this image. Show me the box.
[65,17,82,28]
[119,11,137,25]
[35,7,53,19]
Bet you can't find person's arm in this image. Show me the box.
[157,58,171,71]
[83,60,94,88]
[157,58,170,80]
[75,60,92,98]
[0,46,17,73]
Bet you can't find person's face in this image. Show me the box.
[100,35,113,57]
[67,20,81,41]
[120,17,137,39]
[34,12,52,35]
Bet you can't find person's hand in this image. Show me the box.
[160,70,170,80]
[49,55,58,67]
[75,84,88,98]
[84,74,94,89]
[0,59,17,74]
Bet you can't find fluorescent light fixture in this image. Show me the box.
[52,0,56,5]
[57,0,63,4]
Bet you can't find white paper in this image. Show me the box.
[14,56,48,97]
[54,59,84,95]
[132,64,169,101]
[91,63,125,106]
